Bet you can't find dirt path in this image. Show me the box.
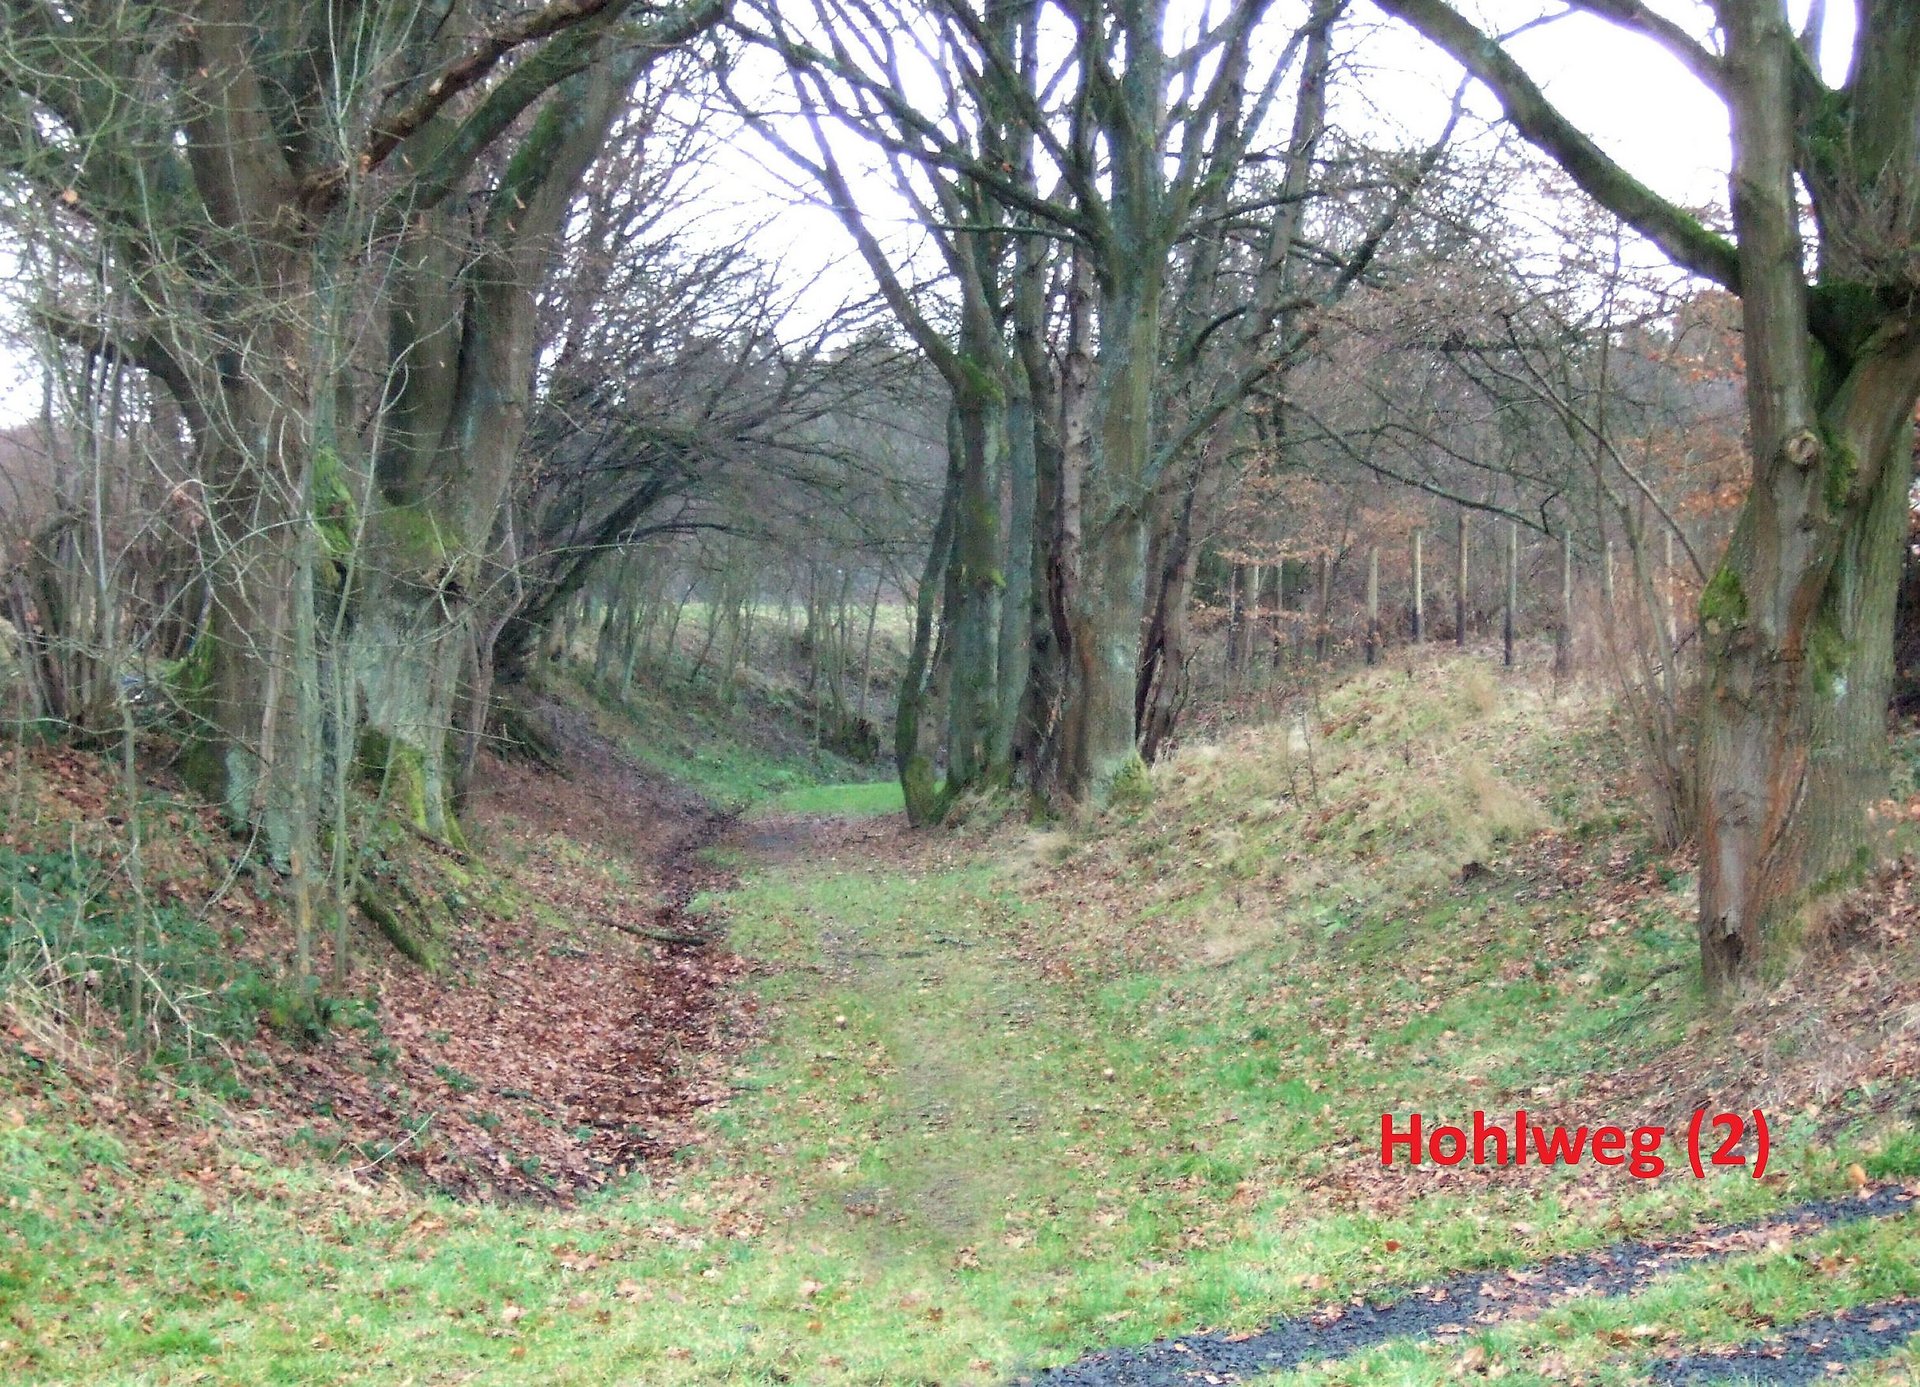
[1017,1188,1918,1385]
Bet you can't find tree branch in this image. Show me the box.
[361,0,634,174]
[1373,0,1742,292]
[1567,0,1725,94]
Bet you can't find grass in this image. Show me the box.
[1249,1205,1920,1384]
[3,654,1919,1384]
[562,662,891,810]
[762,780,905,817]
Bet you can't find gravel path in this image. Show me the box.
[1013,1187,1916,1386]
[1651,1298,1920,1384]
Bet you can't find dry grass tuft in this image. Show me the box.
[1017,653,1617,973]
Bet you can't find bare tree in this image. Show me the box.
[1,0,720,863]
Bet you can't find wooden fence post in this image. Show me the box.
[1225,561,1243,678]
[1245,563,1263,676]
[1662,528,1677,649]
[1365,546,1379,666]
[1554,530,1573,677]
[1272,564,1287,668]
[1412,528,1424,642]
[1504,520,1518,668]
[1315,551,1331,662]
[1456,511,1469,648]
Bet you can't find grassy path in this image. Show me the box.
[701,810,1920,1385]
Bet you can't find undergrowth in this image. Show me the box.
[560,656,890,809]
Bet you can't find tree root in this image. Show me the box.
[591,916,712,947]
[489,694,565,772]
[356,873,449,971]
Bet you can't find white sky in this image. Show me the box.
[0,0,1857,430]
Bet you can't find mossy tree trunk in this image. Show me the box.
[944,366,1008,791]
[176,160,316,862]
[897,465,959,826]
[355,45,645,840]
[1696,347,1917,987]
[1056,261,1162,801]
[1692,2,1920,988]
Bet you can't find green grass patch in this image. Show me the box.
[561,663,880,809]
[763,780,904,817]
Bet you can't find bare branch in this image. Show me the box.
[1373,0,1742,292]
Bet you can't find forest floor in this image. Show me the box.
[5,652,1920,1384]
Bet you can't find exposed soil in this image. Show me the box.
[1016,1186,1919,1386]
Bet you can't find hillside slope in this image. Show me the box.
[2,653,1918,1385]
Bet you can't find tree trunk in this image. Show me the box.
[992,376,1039,780]
[1695,1,1920,989]
[1062,513,1150,798]
[1697,388,1915,988]
[945,384,1005,791]
[193,492,304,855]
[355,52,638,838]
[1057,250,1161,802]
[1138,431,1228,762]
[897,463,960,824]
[186,332,312,860]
